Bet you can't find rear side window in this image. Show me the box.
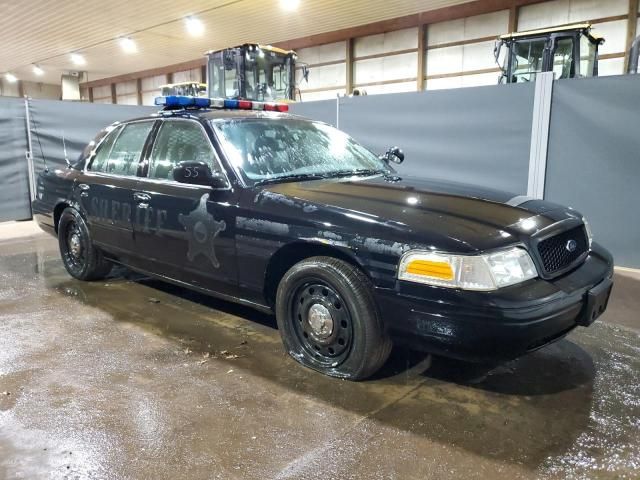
[89,125,121,172]
[147,120,219,180]
[90,121,154,175]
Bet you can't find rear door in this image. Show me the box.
[132,118,238,295]
[78,120,156,260]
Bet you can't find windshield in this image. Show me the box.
[510,39,546,82]
[213,119,389,185]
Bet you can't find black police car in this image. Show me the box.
[33,95,614,380]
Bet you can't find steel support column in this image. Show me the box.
[527,72,554,199]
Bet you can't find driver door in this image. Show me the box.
[132,118,238,295]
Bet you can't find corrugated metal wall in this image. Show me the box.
[426,10,509,90]
[297,41,347,101]
[354,28,419,94]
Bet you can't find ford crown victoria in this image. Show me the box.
[32,96,614,380]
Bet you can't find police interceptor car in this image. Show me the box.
[33,95,614,380]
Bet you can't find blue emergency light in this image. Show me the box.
[154,95,289,112]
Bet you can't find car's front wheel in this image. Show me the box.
[58,207,112,281]
[275,256,392,380]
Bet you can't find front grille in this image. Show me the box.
[537,225,588,275]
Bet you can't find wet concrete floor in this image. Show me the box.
[0,233,638,479]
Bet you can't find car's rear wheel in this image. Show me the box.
[275,256,392,380]
[58,207,112,281]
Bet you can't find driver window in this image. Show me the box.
[148,121,220,180]
[553,38,574,79]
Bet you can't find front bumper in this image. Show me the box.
[374,243,614,362]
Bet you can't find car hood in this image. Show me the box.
[255,175,580,253]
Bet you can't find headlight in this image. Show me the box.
[582,217,593,248]
[398,247,537,291]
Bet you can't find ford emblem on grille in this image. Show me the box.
[566,239,578,252]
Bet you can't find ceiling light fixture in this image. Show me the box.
[70,53,86,66]
[32,65,44,76]
[5,73,17,83]
[185,16,204,36]
[280,0,300,11]
[119,37,137,54]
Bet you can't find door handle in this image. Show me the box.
[78,183,90,197]
[133,192,151,203]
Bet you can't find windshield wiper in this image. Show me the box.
[322,168,389,178]
[253,169,389,186]
[254,173,326,185]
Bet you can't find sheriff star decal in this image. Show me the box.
[179,194,226,268]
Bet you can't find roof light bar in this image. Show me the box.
[154,95,289,112]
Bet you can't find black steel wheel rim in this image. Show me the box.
[63,220,86,274]
[289,279,353,367]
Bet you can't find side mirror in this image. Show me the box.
[173,161,228,189]
[380,146,404,164]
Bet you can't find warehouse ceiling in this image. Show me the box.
[1,0,475,85]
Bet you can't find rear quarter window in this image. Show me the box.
[89,125,122,172]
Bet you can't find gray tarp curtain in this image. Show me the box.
[338,84,535,194]
[291,82,535,194]
[0,97,30,222]
[28,99,156,174]
[545,75,640,268]
[288,99,337,127]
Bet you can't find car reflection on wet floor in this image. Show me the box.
[0,235,638,479]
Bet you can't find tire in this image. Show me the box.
[58,207,112,281]
[275,256,392,380]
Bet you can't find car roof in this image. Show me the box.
[193,109,300,121]
[123,109,304,125]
